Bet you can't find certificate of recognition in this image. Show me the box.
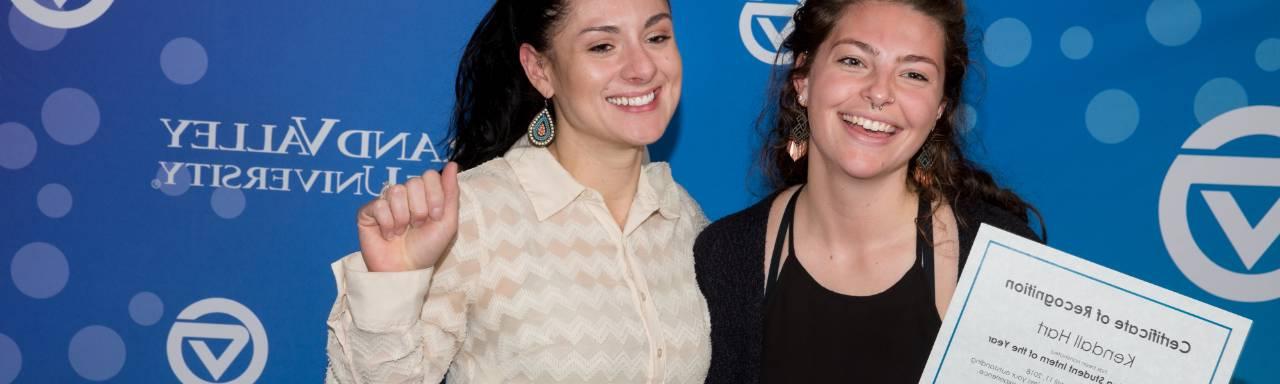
[920,225,1252,384]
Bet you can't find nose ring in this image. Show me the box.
[869,97,894,111]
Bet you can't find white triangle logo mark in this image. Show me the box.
[755,16,795,52]
[1203,191,1280,270]
[738,2,801,65]
[178,322,251,380]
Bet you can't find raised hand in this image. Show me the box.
[356,162,460,272]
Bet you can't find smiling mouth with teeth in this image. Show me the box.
[606,90,657,107]
[841,114,898,134]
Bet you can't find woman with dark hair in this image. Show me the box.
[325,0,710,382]
[693,0,1044,382]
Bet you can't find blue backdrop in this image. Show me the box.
[1,0,1276,382]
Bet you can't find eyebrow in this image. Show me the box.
[832,38,939,67]
[578,13,673,35]
[834,38,880,56]
[645,13,672,28]
[901,54,938,67]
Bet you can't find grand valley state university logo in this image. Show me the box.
[739,0,803,65]
[1159,106,1280,303]
[11,0,113,29]
[167,298,269,383]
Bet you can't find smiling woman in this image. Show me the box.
[693,0,1045,382]
[325,0,711,383]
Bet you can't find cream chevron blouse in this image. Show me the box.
[325,142,712,383]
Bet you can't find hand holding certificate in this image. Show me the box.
[921,225,1252,384]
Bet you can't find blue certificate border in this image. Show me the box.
[931,241,1234,383]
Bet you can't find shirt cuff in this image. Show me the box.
[333,253,434,329]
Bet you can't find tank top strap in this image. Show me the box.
[765,185,804,297]
[916,195,936,305]
[766,186,937,299]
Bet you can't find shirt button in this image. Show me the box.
[657,348,664,358]
[640,292,647,302]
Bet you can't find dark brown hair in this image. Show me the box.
[762,0,1043,232]
[450,0,671,171]
[449,0,570,170]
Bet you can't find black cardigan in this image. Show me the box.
[693,193,1041,383]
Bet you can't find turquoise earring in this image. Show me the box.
[527,99,555,147]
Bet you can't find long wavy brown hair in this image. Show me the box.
[761,0,1044,234]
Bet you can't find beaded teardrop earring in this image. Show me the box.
[527,99,555,147]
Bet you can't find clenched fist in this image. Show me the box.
[356,162,460,272]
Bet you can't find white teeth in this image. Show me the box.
[607,91,656,107]
[841,114,897,133]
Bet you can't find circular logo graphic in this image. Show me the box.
[11,0,114,29]
[739,1,803,65]
[167,298,269,383]
[1159,105,1280,303]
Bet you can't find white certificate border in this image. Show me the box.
[928,240,1239,384]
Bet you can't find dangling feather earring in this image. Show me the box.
[787,111,809,161]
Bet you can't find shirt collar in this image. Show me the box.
[637,160,683,221]
[505,141,683,222]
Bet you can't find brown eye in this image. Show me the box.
[648,34,672,44]
[589,44,614,53]
[904,72,929,81]
[838,57,864,67]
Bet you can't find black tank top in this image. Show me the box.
[762,186,942,383]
